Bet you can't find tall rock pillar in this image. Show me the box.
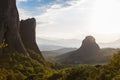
[0,0,28,55]
[20,18,44,59]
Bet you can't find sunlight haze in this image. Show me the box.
[17,0,120,43]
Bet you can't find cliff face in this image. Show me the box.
[0,0,44,61]
[0,0,28,55]
[0,0,48,79]
[20,18,43,58]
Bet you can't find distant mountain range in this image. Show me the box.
[99,39,120,48]
[38,44,65,51]
[56,36,120,64]
[37,38,81,49]
[41,48,77,61]
[37,36,120,64]
[37,38,120,51]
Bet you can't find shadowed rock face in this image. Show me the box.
[20,18,36,50]
[20,18,44,58]
[58,36,101,64]
[73,36,101,63]
[0,0,28,55]
[78,36,100,55]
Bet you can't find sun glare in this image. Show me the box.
[90,0,120,34]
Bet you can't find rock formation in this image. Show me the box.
[20,18,44,58]
[57,36,101,64]
[0,0,44,62]
[0,0,28,55]
[78,36,100,56]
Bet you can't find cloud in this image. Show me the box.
[17,0,81,20]
[17,8,32,20]
[35,0,91,38]
[17,0,80,16]
[17,0,120,42]
[17,0,27,2]
[35,0,120,43]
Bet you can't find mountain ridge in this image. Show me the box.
[37,37,120,48]
[56,36,119,64]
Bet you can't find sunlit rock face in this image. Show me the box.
[0,0,28,55]
[20,18,44,58]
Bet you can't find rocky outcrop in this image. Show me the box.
[0,0,28,55]
[0,0,44,61]
[78,36,100,56]
[20,18,43,58]
[57,36,101,64]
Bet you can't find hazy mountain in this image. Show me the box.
[42,48,77,59]
[57,36,101,64]
[56,36,120,64]
[38,44,65,51]
[37,38,120,50]
[99,39,120,48]
[57,39,82,48]
[37,38,81,48]
[37,38,61,46]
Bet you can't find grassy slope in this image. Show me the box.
[0,50,55,80]
[0,47,120,80]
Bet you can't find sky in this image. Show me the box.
[17,0,120,43]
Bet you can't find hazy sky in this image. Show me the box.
[17,0,120,43]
